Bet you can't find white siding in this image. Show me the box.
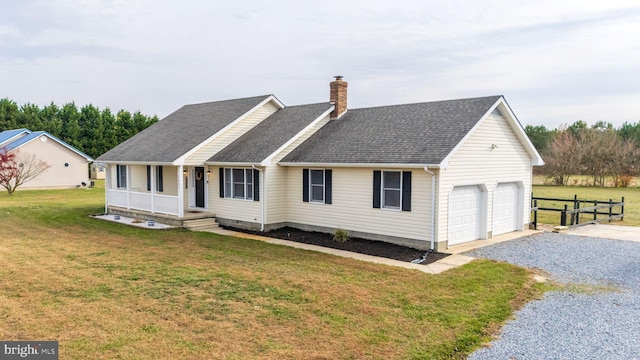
[265,114,332,224]
[265,165,287,224]
[437,114,533,244]
[129,165,147,192]
[208,166,262,225]
[184,102,279,164]
[285,167,433,243]
[161,166,178,196]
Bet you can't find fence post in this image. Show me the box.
[561,204,568,226]
[578,200,582,225]
[608,199,612,222]
[621,196,625,221]
[593,200,597,221]
[533,199,538,230]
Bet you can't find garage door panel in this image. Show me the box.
[493,183,520,236]
[449,185,482,246]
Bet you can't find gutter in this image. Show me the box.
[424,167,436,250]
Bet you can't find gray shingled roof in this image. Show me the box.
[97,95,272,162]
[281,96,502,165]
[207,103,333,164]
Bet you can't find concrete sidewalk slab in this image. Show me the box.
[446,230,542,254]
[568,224,640,242]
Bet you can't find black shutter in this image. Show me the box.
[219,168,224,198]
[253,168,260,201]
[302,168,309,202]
[373,170,381,208]
[402,171,411,211]
[116,165,121,188]
[325,170,332,204]
[146,165,151,191]
[157,166,163,192]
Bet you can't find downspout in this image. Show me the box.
[424,167,436,250]
[252,164,265,231]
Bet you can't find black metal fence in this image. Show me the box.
[530,195,625,229]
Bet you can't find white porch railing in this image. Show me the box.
[107,189,179,216]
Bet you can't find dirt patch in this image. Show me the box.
[228,226,449,265]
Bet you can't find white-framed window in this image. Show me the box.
[116,164,127,189]
[310,169,325,203]
[302,168,332,204]
[146,166,164,192]
[224,168,254,200]
[382,171,401,209]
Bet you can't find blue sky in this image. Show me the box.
[1,0,639,128]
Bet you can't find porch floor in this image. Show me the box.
[107,206,215,227]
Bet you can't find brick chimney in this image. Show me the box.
[329,75,347,119]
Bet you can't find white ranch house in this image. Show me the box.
[97,77,543,250]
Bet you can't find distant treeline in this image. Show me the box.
[526,120,640,187]
[0,98,159,159]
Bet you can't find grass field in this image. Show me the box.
[0,182,545,359]
[532,184,640,227]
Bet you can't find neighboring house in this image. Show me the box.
[91,163,106,180]
[97,77,543,250]
[0,129,94,189]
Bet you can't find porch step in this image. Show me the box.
[183,218,220,232]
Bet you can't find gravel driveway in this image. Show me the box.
[465,232,640,360]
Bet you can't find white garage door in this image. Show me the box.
[448,185,482,246]
[492,182,520,236]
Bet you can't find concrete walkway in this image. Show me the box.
[568,224,640,242]
[203,227,539,274]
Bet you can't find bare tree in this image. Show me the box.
[578,129,618,187]
[610,138,640,187]
[540,129,582,185]
[0,148,50,195]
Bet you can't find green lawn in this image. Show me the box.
[0,183,545,359]
[532,185,640,227]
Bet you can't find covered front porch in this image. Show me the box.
[104,163,211,220]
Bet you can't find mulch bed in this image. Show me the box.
[227,226,449,266]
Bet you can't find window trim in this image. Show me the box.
[116,164,127,189]
[309,169,325,204]
[156,165,163,192]
[381,170,402,210]
[373,170,411,211]
[223,168,255,201]
[302,168,332,204]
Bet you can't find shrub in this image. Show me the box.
[332,228,349,243]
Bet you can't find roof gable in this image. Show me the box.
[96,95,276,163]
[0,129,93,161]
[207,103,333,164]
[281,96,503,165]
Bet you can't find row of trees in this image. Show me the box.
[526,120,640,187]
[0,98,159,159]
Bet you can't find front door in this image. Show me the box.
[195,167,205,208]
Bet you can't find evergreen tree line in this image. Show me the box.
[0,98,159,159]
[525,120,640,187]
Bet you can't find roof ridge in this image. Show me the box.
[347,95,503,112]
[183,94,273,108]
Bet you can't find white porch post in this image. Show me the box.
[105,164,111,214]
[126,165,131,209]
[178,165,184,217]
[150,165,155,213]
